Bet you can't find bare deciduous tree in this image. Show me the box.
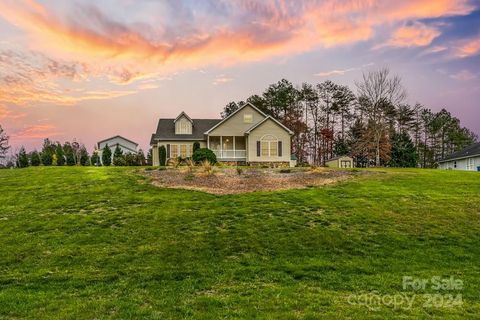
[0,124,10,161]
[356,67,407,166]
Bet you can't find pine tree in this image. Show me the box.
[55,143,65,166]
[113,145,125,166]
[41,139,54,166]
[18,147,29,168]
[79,146,90,166]
[64,142,75,166]
[146,148,153,166]
[102,145,112,166]
[30,151,41,166]
[389,132,418,167]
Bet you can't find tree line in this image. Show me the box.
[222,67,477,167]
[12,138,151,168]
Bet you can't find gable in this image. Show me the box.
[246,117,292,138]
[175,115,193,134]
[208,104,266,136]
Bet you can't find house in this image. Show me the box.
[438,142,480,171]
[325,156,354,168]
[150,103,293,166]
[97,135,138,164]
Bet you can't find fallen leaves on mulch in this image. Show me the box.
[143,167,365,195]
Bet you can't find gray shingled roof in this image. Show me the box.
[440,142,480,162]
[150,118,221,145]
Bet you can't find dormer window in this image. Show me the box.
[174,112,193,135]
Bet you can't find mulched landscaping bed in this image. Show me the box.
[143,167,365,194]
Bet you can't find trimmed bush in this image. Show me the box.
[159,146,166,166]
[192,148,216,164]
[193,142,200,154]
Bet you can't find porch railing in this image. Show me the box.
[213,150,246,159]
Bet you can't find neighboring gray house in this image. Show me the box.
[150,103,293,166]
[438,142,480,171]
[97,135,138,164]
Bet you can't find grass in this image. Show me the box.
[0,167,479,319]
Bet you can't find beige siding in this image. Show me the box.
[209,105,265,136]
[247,119,291,162]
[152,146,159,166]
[326,156,354,168]
[175,116,192,134]
[439,156,480,171]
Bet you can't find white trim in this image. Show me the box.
[174,111,193,123]
[260,134,279,157]
[204,102,267,134]
[439,154,480,163]
[245,116,294,135]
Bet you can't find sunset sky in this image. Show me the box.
[1,0,479,152]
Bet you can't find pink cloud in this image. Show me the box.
[378,22,441,48]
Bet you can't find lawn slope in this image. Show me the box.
[0,167,479,319]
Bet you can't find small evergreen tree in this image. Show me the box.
[30,150,41,166]
[113,145,125,166]
[389,132,418,168]
[18,147,29,168]
[55,143,65,166]
[64,142,75,166]
[79,146,90,166]
[41,138,54,166]
[158,145,166,166]
[102,145,112,166]
[193,142,200,154]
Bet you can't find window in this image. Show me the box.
[170,144,193,158]
[260,135,278,157]
[244,113,253,123]
[171,145,178,158]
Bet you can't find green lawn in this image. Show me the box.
[0,167,479,319]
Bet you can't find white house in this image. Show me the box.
[97,135,138,164]
[438,142,480,171]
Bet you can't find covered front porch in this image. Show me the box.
[207,136,246,160]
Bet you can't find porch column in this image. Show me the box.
[220,136,223,159]
[207,136,209,149]
[233,136,236,158]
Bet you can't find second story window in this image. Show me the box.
[243,113,253,123]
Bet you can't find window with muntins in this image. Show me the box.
[260,135,278,157]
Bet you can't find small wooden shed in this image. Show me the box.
[325,156,354,168]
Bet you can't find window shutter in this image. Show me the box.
[278,141,282,157]
[166,144,170,158]
[256,141,260,157]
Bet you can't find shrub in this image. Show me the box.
[184,173,194,181]
[236,167,243,175]
[279,168,291,174]
[169,157,180,168]
[113,156,126,166]
[192,148,216,164]
[30,151,41,166]
[186,158,195,172]
[158,146,166,166]
[201,160,214,175]
[193,142,200,154]
[17,147,29,168]
[102,145,112,166]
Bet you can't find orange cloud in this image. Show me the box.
[0,0,474,65]
[454,38,480,58]
[378,22,440,48]
[12,124,61,140]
